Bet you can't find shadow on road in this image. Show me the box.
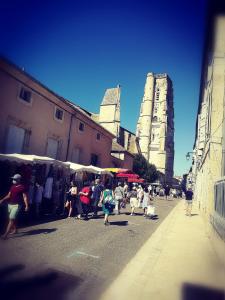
[124,212,143,216]
[0,264,82,300]
[145,215,159,220]
[15,228,57,237]
[109,221,128,226]
[0,264,25,279]
[182,282,225,300]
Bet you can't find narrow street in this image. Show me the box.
[0,198,178,300]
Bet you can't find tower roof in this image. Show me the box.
[101,86,120,105]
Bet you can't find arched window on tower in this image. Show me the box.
[155,91,160,101]
[152,116,158,122]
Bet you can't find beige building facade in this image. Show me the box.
[0,58,117,168]
[98,86,121,140]
[136,73,174,183]
[192,1,225,261]
[92,86,137,169]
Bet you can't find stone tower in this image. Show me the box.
[99,85,121,141]
[136,73,174,183]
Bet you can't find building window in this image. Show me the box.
[79,122,84,131]
[96,133,101,140]
[152,116,158,122]
[19,87,32,103]
[55,107,64,121]
[90,153,99,166]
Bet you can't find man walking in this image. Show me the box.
[91,179,104,218]
[165,185,170,200]
[0,174,29,239]
[185,187,193,217]
[114,182,124,215]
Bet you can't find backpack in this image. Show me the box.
[104,190,115,204]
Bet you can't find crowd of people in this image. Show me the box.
[64,179,157,225]
[0,173,162,239]
[0,172,192,240]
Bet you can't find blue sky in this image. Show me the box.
[0,0,207,175]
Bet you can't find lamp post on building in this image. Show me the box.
[186,152,194,161]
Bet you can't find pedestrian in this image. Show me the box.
[165,185,170,200]
[142,187,151,217]
[66,181,78,218]
[185,188,193,217]
[99,183,115,226]
[79,182,91,220]
[34,181,43,218]
[156,185,160,196]
[0,174,29,239]
[91,178,104,218]
[148,184,152,195]
[129,186,138,216]
[159,187,165,197]
[52,179,62,216]
[114,182,124,215]
[123,181,128,199]
[137,185,144,207]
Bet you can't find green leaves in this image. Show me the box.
[133,154,158,183]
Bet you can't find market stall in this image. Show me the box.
[0,153,71,223]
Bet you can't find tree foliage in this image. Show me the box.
[133,154,158,183]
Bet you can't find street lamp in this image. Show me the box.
[186,152,193,161]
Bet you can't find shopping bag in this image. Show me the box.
[147,205,155,216]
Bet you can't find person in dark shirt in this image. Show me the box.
[0,174,29,239]
[185,188,193,217]
[164,185,170,200]
[91,179,104,218]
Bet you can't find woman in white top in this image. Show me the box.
[137,185,144,208]
[142,187,151,216]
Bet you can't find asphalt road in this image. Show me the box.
[0,197,179,300]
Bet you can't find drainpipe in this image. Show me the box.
[66,113,74,161]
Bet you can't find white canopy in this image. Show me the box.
[66,162,113,177]
[0,154,113,176]
[65,162,93,173]
[86,165,113,176]
[0,153,67,166]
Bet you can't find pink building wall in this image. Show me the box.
[0,58,114,167]
[111,153,134,170]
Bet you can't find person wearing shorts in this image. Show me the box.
[129,187,138,216]
[0,174,29,239]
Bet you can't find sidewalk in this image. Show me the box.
[100,200,225,300]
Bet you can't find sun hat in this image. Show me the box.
[11,174,22,181]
